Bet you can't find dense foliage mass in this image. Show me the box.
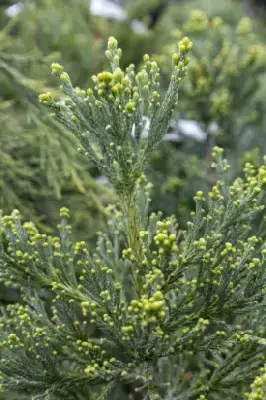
[0,35,266,400]
[149,9,266,220]
[1,1,266,399]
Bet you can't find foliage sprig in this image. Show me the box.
[39,36,192,193]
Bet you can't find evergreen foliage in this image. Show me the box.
[0,37,266,400]
[0,14,111,241]
[247,365,266,400]
[0,0,168,241]
[39,36,191,192]
[147,10,266,223]
[161,10,266,154]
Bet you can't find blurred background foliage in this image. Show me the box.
[0,0,265,314]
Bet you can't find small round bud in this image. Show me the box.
[108,36,118,50]
[51,63,64,76]
[143,54,150,62]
